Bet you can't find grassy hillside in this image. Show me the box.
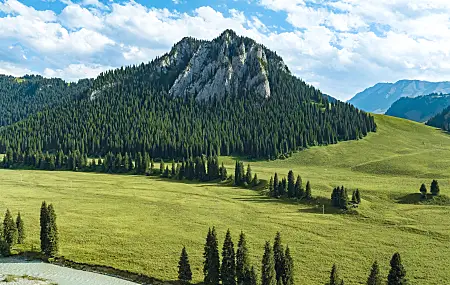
[0,115,449,284]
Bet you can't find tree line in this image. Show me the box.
[178,229,293,285]
[267,171,311,200]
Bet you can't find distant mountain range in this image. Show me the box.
[385,93,450,122]
[348,80,450,113]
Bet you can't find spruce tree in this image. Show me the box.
[295,175,302,199]
[273,232,285,283]
[419,184,427,198]
[282,246,294,285]
[220,162,228,181]
[269,177,274,197]
[252,174,259,187]
[40,201,49,253]
[204,227,220,285]
[246,165,252,185]
[261,241,276,285]
[273,173,279,197]
[355,189,361,204]
[3,209,17,247]
[178,246,192,283]
[305,181,312,200]
[287,171,295,198]
[160,159,165,175]
[16,212,25,244]
[222,229,236,285]
[45,204,59,256]
[236,232,250,285]
[244,266,257,285]
[387,253,407,285]
[329,264,340,285]
[366,261,382,285]
[430,180,440,196]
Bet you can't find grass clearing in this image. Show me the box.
[0,115,449,284]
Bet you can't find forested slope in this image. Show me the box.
[0,30,375,160]
[427,105,450,131]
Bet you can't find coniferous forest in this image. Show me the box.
[0,33,376,161]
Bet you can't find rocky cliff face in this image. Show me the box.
[157,30,288,100]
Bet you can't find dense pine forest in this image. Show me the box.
[427,105,450,131]
[0,75,92,127]
[0,31,376,161]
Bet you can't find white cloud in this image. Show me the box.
[0,61,33,77]
[43,63,113,81]
[59,4,103,30]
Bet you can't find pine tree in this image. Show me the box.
[419,184,427,198]
[160,159,165,175]
[45,204,59,256]
[295,175,303,199]
[236,232,250,285]
[261,241,276,285]
[243,266,257,285]
[282,246,294,285]
[204,227,220,285]
[287,171,295,198]
[329,264,340,285]
[178,246,192,283]
[273,232,285,283]
[387,253,407,285]
[279,178,287,197]
[366,261,382,285]
[220,162,228,181]
[252,174,259,187]
[172,160,176,177]
[40,201,49,253]
[222,229,236,285]
[273,173,279,197]
[430,180,440,196]
[246,165,252,185]
[268,177,274,197]
[3,209,17,247]
[305,181,312,200]
[16,212,25,244]
[355,189,361,204]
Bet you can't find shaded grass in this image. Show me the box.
[0,115,449,284]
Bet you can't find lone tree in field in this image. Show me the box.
[430,180,440,196]
[40,201,49,253]
[203,227,220,285]
[3,209,17,248]
[273,232,285,284]
[419,184,427,198]
[367,261,382,285]
[236,232,250,285]
[222,229,236,285]
[261,241,276,285]
[16,212,25,244]
[329,264,341,285]
[178,246,192,283]
[282,246,294,285]
[387,253,407,285]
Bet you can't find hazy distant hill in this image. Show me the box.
[385,93,450,122]
[349,80,450,113]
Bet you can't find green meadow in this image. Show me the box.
[0,114,449,284]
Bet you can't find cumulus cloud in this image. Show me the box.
[1,0,450,100]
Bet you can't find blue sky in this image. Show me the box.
[1,0,450,100]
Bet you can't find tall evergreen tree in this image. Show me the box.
[269,176,274,197]
[295,175,303,199]
[222,229,237,285]
[45,204,59,256]
[419,184,427,198]
[273,232,285,283]
[3,209,17,247]
[430,180,440,196]
[282,246,294,285]
[329,264,340,285]
[246,165,252,185]
[236,232,250,285]
[40,201,49,253]
[305,181,312,200]
[261,241,276,285]
[387,253,407,285]
[366,261,382,285]
[273,173,279,197]
[16,212,25,244]
[287,171,295,198]
[204,227,220,285]
[178,246,193,283]
[243,266,257,285]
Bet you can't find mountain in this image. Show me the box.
[0,75,92,127]
[385,93,450,122]
[427,105,450,131]
[0,30,376,160]
[348,80,450,113]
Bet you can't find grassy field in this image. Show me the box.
[0,115,449,284]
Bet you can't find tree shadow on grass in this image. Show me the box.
[397,193,450,205]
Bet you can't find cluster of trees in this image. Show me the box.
[331,187,361,210]
[40,202,59,257]
[427,104,450,131]
[178,229,293,285]
[268,171,311,200]
[329,252,407,285]
[0,35,376,161]
[0,75,92,127]
[0,210,25,255]
[419,180,441,198]
[234,162,259,187]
